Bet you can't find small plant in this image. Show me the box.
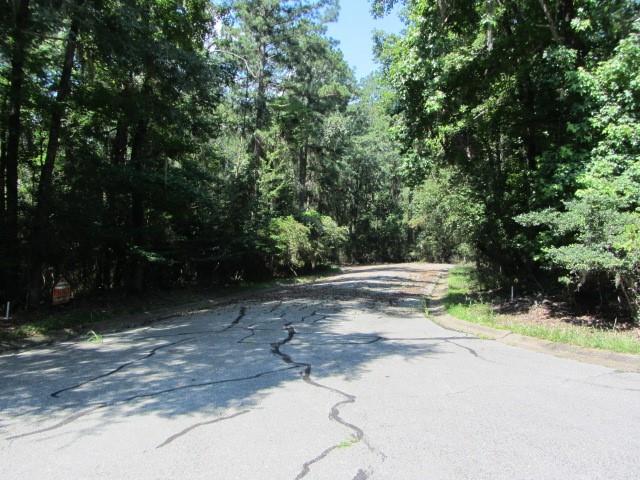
[337,436,359,449]
[86,330,103,344]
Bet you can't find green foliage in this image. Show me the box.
[377,0,640,318]
[408,168,483,262]
[381,1,636,253]
[263,210,347,273]
[517,28,640,316]
[265,216,313,271]
[329,74,409,263]
[3,0,409,303]
[86,330,103,344]
[302,209,348,267]
[10,0,639,328]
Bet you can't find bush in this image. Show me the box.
[301,210,348,268]
[517,31,640,320]
[263,210,347,273]
[265,216,312,272]
[262,210,347,272]
[408,168,483,262]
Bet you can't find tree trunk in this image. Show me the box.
[250,43,268,170]
[100,114,128,290]
[558,0,585,59]
[3,0,31,302]
[298,143,308,209]
[0,121,6,297]
[486,0,494,51]
[128,119,147,292]
[522,75,538,172]
[0,95,7,223]
[28,15,80,305]
[537,0,562,44]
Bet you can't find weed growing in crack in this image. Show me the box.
[86,330,103,344]
[337,436,360,449]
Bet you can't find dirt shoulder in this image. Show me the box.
[0,264,443,354]
[0,270,342,353]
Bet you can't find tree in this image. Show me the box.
[518,27,640,317]
[29,0,84,303]
[0,0,423,310]
[409,167,483,262]
[1,0,31,301]
[378,0,639,283]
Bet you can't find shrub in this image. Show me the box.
[263,211,347,273]
[408,168,483,262]
[302,210,348,268]
[265,216,312,272]
[517,32,640,320]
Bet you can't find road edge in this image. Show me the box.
[0,273,341,355]
[427,271,640,373]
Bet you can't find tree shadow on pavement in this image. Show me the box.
[0,269,459,443]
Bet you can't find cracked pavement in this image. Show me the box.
[1,263,640,479]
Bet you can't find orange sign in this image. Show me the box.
[52,278,72,305]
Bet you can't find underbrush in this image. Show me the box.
[444,266,640,355]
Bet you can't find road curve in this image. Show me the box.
[1,263,639,479]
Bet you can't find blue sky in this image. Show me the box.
[326,0,404,79]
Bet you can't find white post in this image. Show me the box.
[510,285,514,303]
[4,301,10,320]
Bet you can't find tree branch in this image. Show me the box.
[207,44,257,79]
[537,0,562,44]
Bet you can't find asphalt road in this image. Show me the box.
[1,264,639,479]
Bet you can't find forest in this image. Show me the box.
[1,0,639,322]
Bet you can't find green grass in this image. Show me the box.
[336,436,359,449]
[86,330,104,343]
[444,266,640,355]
